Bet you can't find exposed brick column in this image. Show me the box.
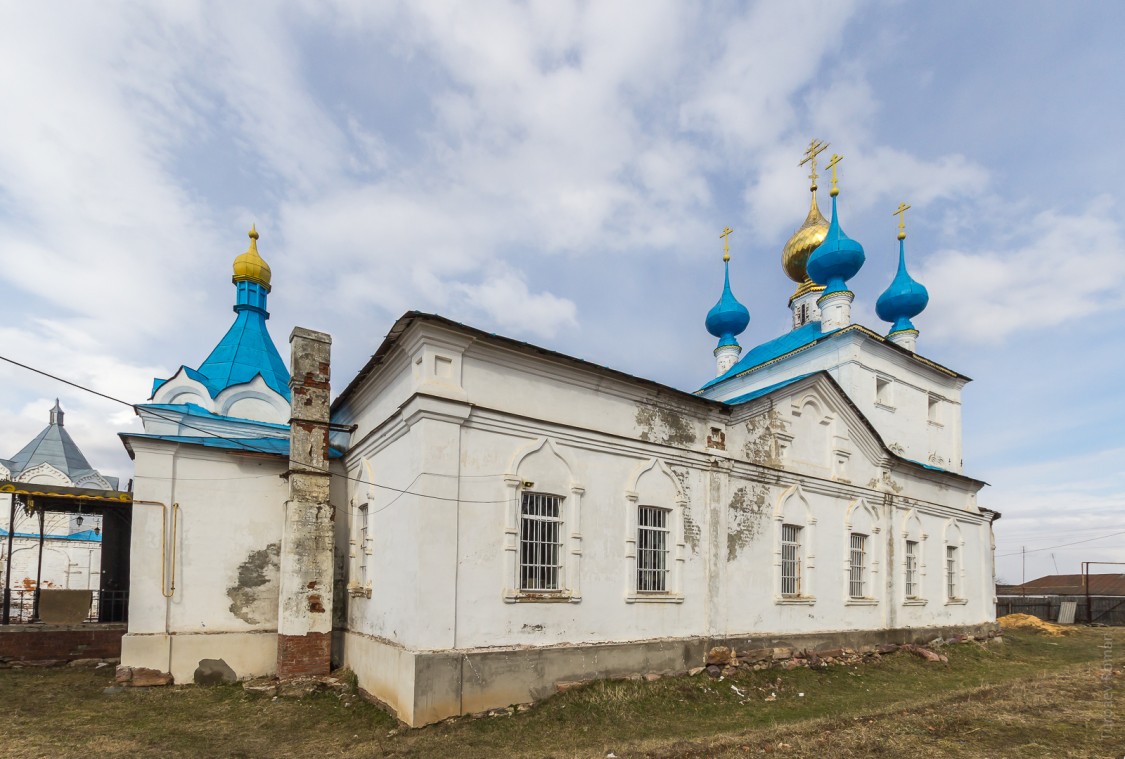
[277,327,334,679]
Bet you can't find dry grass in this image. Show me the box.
[0,627,1119,758]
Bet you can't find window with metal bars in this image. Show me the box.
[520,492,563,591]
[357,504,369,585]
[849,533,867,598]
[946,545,958,600]
[905,540,919,598]
[781,524,802,596]
[637,505,670,593]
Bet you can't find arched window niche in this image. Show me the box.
[624,459,686,604]
[775,485,816,604]
[902,509,927,605]
[502,438,583,603]
[843,499,880,604]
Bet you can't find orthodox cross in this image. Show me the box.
[720,226,733,262]
[825,153,843,195]
[799,139,829,190]
[893,202,911,240]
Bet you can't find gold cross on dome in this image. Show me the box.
[799,139,829,189]
[720,226,733,262]
[893,202,911,240]
[825,153,843,195]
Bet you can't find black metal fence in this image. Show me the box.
[1,589,128,624]
[996,595,1125,626]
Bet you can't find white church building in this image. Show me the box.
[119,150,998,726]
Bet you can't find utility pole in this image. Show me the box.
[1021,546,1026,596]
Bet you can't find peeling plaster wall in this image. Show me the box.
[327,319,993,725]
[122,438,287,680]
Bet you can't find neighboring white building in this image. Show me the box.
[1,401,111,598]
[120,155,997,725]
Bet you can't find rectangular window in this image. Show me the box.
[357,504,369,585]
[849,533,867,598]
[637,505,670,592]
[946,546,958,600]
[905,540,919,598]
[875,376,893,407]
[781,524,802,596]
[520,492,563,591]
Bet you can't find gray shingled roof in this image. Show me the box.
[4,401,111,486]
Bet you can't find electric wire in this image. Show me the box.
[995,529,1125,558]
[0,353,514,508]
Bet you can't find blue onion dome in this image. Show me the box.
[705,260,750,347]
[807,193,865,296]
[876,237,929,334]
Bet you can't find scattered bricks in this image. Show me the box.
[780,659,801,670]
[859,644,877,655]
[556,680,589,693]
[720,666,739,678]
[277,677,321,698]
[792,649,809,659]
[644,673,661,682]
[706,665,721,679]
[817,648,845,659]
[114,666,132,684]
[68,658,102,668]
[243,678,279,697]
[706,646,734,666]
[806,652,823,668]
[741,648,772,664]
[771,647,794,661]
[901,644,947,663]
[688,666,705,677]
[129,667,174,687]
[876,643,899,655]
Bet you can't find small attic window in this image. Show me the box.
[928,394,942,425]
[875,376,893,409]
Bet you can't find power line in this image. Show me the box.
[996,529,1125,558]
[0,353,514,508]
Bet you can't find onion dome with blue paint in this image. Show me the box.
[705,229,750,349]
[806,155,865,297]
[876,204,929,337]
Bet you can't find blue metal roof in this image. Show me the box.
[0,528,101,542]
[700,322,838,391]
[152,280,290,401]
[126,433,344,459]
[143,402,291,431]
[721,373,816,405]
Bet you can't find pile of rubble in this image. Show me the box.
[698,630,1000,678]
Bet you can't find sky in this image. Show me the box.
[0,0,1121,584]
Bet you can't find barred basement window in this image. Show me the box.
[946,546,958,600]
[849,533,868,598]
[905,540,919,598]
[637,505,670,593]
[781,524,802,596]
[520,492,563,591]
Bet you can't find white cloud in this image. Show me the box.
[452,268,578,339]
[918,195,1125,343]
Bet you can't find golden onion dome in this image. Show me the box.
[782,190,829,301]
[232,224,272,291]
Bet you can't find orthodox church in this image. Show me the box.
[119,145,997,726]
